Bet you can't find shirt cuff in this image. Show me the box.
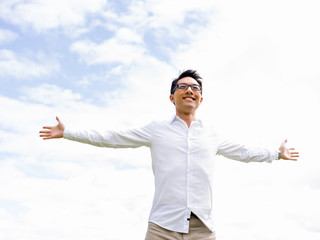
[272,149,281,160]
[63,128,74,140]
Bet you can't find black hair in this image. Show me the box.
[170,69,203,94]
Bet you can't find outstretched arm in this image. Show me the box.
[217,135,300,163]
[278,139,299,161]
[39,116,152,148]
[39,116,65,140]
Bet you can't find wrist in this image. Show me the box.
[277,151,282,160]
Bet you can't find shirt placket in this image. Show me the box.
[186,124,194,220]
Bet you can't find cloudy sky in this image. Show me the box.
[0,0,320,239]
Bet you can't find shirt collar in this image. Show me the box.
[170,115,203,127]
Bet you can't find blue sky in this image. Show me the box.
[1,0,320,239]
[0,0,213,104]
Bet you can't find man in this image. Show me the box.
[39,70,299,240]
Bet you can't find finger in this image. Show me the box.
[290,152,299,155]
[39,131,52,136]
[289,148,295,150]
[39,130,51,134]
[40,136,51,139]
[289,153,299,159]
[284,156,298,161]
[39,134,51,138]
[42,126,52,130]
[289,151,299,155]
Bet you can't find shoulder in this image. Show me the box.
[147,118,172,128]
[198,118,218,133]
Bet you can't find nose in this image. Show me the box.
[185,85,193,93]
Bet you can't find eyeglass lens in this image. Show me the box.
[178,83,201,91]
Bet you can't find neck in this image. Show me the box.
[176,110,196,128]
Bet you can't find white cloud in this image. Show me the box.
[21,84,82,105]
[1,0,320,239]
[0,0,107,32]
[103,0,215,28]
[0,92,154,239]
[0,29,18,45]
[67,0,216,84]
[70,38,145,65]
[145,0,215,26]
[115,28,143,44]
[171,0,320,76]
[0,156,153,240]
[0,49,60,79]
[103,0,215,51]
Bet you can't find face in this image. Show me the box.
[170,77,203,114]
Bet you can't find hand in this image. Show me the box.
[279,139,299,161]
[39,116,65,140]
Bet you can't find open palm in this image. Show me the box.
[279,139,299,161]
[39,116,65,140]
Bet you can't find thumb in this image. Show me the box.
[279,139,287,151]
[56,116,61,124]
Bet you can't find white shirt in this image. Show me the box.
[63,115,278,233]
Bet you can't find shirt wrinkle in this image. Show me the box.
[63,115,278,233]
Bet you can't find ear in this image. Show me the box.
[169,94,175,104]
[200,96,203,103]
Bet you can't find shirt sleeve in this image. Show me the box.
[217,137,278,163]
[63,123,152,148]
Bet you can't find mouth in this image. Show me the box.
[182,96,196,101]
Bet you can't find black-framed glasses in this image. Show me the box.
[172,83,202,94]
